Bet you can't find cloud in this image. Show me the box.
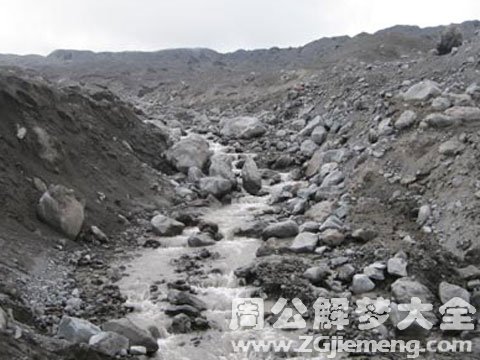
[0,0,479,55]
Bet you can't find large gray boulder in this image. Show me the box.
[151,215,185,236]
[391,278,434,303]
[209,154,235,183]
[89,331,129,357]
[241,157,262,195]
[57,316,101,344]
[262,220,299,240]
[220,116,266,139]
[198,176,233,198]
[102,318,159,354]
[402,80,441,101]
[166,135,211,173]
[37,185,84,239]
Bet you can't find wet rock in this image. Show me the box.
[37,185,85,239]
[151,215,185,236]
[234,220,267,238]
[305,150,324,177]
[402,80,441,101]
[198,176,233,198]
[299,115,322,137]
[352,274,375,294]
[456,265,480,280]
[378,118,393,136]
[290,232,318,253]
[311,125,327,145]
[169,313,192,334]
[187,232,216,247]
[387,252,408,277]
[242,157,262,195]
[130,346,148,355]
[167,290,207,311]
[209,154,235,183]
[102,318,159,354]
[165,305,200,318]
[262,220,299,240]
[57,316,101,344]
[220,116,266,139]
[391,278,434,303]
[439,281,470,303]
[303,265,331,286]
[319,216,344,232]
[89,331,129,357]
[395,110,417,129]
[319,229,345,247]
[167,134,211,173]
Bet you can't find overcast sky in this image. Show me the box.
[1,0,479,55]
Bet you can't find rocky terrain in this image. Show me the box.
[2,20,480,359]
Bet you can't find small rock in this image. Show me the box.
[187,233,216,247]
[438,139,464,156]
[303,265,331,286]
[151,215,185,236]
[391,278,433,303]
[290,232,318,253]
[395,110,417,129]
[169,314,192,334]
[90,226,108,243]
[352,274,375,294]
[416,205,431,226]
[130,346,148,355]
[387,252,408,277]
[89,331,129,357]
[0,306,8,331]
[262,220,299,240]
[241,157,262,195]
[439,282,470,303]
[57,316,101,344]
[319,229,345,247]
[351,228,377,242]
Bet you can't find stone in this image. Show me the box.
[319,216,343,232]
[303,265,331,285]
[0,306,7,331]
[395,110,417,129]
[167,290,207,311]
[305,201,333,223]
[151,215,185,236]
[299,115,322,137]
[402,80,441,101]
[241,157,262,195]
[378,118,393,135]
[311,125,327,145]
[187,233,216,247]
[438,282,470,303]
[299,221,320,233]
[188,166,204,182]
[57,316,101,344]
[165,305,200,318]
[364,262,386,281]
[166,134,211,173]
[305,150,324,177]
[89,331,129,357]
[320,229,345,247]
[387,252,408,277]
[37,185,85,239]
[102,318,159,354]
[130,346,148,355]
[262,220,299,240]
[352,274,375,294]
[198,176,233,198]
[438,139,464,156]
[445,106,480,122]
[422,113,456,128]
[90,226,108,243]
[351,228,377,242]
[391,278,434,303]
[169,314,192,334]
[456,265,480,280]
[431,97,451,111]
[290,232,318,253]
[300,139,318,157]
[416,205,431,226]
[220,116,266,139]
[209,154,235,183]
[336,264,356,282]
[320,170,344,188]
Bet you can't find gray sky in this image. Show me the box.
[1,0,479,55]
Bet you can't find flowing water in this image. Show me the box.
[116,140,313,359]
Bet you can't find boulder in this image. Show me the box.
[391,278,434,303]
[187,233,216,247]
[166,135,211,173]
[438,139,464,156]
[444,106,480,122]
[303,265,331,285]
[209,154,235,183]
[151,215,185,236]
[169,314,192,334]
[305,201,333,223]
[320,229,345,247]
[403,80,441,101]
[198,176,232,198]
[395,110,417,129]
[423,113,456,128]
[439,282,470,303]
[289,232,318,253]
[241,157,262,195]
[130,346,148,355]
[37,185,84,239]
[437,25,463,55]
[220,116,266,139]
[167,290,207,311]
[57,316,101,344]
[262,220,299,240]
[165,305,200,318]
[320,170,344,188]
[89,331,129,357]
[102,318,159,354]
[352,274,375,294]
[311,125,327,145]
